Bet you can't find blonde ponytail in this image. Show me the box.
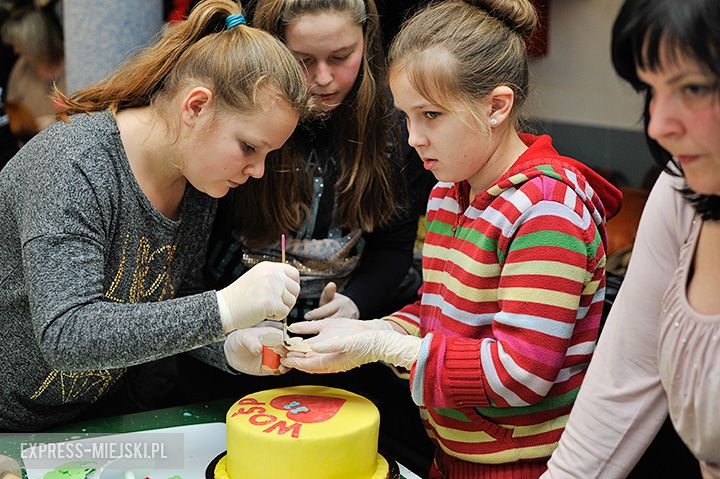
[56,0,307,120]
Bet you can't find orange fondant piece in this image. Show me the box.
[261,345,281,370]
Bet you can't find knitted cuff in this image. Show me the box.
[445,337,490,407]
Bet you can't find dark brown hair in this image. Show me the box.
[612,0,720,220]
[231,0,397,246]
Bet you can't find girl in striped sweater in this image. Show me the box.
[284,1,622,477]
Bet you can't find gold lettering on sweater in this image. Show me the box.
[105,232,178,303]
[30,369,121,403]
[30,232,176,404]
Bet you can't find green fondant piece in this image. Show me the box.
[42,462,95,479]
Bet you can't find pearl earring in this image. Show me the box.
[489,118,498,127]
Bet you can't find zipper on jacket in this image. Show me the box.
[452,187,466,234]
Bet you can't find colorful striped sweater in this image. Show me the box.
[385,134,621,466]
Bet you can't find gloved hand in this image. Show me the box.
[303,282,360,320]
[224,323,289,376]
[281,322,421,374]
[216,261,300,333]
[288,317,394,340]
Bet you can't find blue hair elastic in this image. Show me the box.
[225,13,246,29]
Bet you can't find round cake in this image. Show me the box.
[214,385,390,479]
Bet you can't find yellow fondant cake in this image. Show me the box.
[215,385,389,479]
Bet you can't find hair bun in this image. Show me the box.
[467,0,537,40]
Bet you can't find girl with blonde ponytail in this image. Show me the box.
[0,0,309,431]
[284,1,623,477]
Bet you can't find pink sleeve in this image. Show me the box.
[543,172,693,478]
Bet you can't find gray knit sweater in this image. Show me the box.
[0,111,226,431]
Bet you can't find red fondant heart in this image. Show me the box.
[270,395,346,424]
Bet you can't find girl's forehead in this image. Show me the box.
[285,12,363,52]
[287,10,358,31]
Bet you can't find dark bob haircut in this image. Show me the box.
[611,0,720,220]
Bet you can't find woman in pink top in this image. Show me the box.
[543,0,720,477]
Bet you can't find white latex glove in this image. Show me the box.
[224,324,289,376]
[216,261,300,333]
[288,317,393,340]
[303,282,360,320]
[281,327,421,374]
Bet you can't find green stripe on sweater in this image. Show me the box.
[433,408,472,422]
[509,230,588,255]
[456,227,499,252]
[426,219,501,253]
[427,220,456,238]
[475,388,580,417]
[589,226,601,258]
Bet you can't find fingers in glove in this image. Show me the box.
[288,318,368,344]
[318,282,337,306]
[285,351,307,359]
[281,287,298,310]
[287,319,330,335]
[281,351,346,373]
[303,300,341,321]
[263,294,291,321]
[279,355,303,370]
[233,327,283,354]
[226,328,260,354]
[259,328,285,348]
[281,263,301,283]
[238,333,263,355]
[307,337,349,354]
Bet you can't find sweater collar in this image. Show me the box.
[455,133,623,220]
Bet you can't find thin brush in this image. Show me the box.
[281,234,290,346]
